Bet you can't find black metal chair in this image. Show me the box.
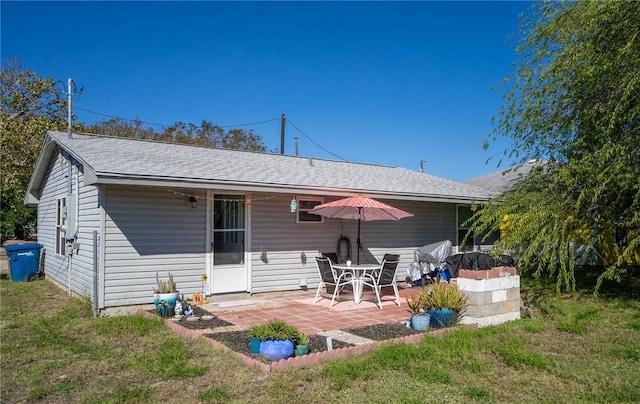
[362,255,401,309]
[314,256,353,307]
[321,252,340,265]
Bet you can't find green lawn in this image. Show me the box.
[1,269,639,403]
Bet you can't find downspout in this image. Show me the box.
[93,230,99,318]
[67,157,73,296]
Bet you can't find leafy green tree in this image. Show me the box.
[82,118,157,139]
[155,121,266,151]
[0,59,69,241]
[474,0,640,292]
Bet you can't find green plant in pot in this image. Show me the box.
[406,288,431,331]
[248,323,270,354]
[423,281,469,328]
[153,272,179,318]
[294,332,310,356]
[256,318,299,361]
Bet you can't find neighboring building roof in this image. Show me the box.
[26,131,493,204]
[463,160,544,195]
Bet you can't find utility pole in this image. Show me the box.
[67,78,73,139]
[420,160,426,173]
[280,113,286,154]
[294,137,299,156]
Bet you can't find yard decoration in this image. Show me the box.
[192,292,207,305]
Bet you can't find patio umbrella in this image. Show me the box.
[308,194,413,264]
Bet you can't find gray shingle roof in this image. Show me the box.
[463,160,543,194]
[34,131,492,202]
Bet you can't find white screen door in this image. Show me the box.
[211,194,247,293]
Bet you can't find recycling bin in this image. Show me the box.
[3,243,43,282]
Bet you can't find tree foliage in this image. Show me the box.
[82,119,267,152]
[0,59,69,241]
[475,0,640,292]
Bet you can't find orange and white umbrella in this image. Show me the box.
[309,194,413,264]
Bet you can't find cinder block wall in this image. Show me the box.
[456,267,520,327]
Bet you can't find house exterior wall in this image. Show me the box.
[37,150,100,300]
[102,186,207,307]
[38,172,462,306]
[248,194,457,294]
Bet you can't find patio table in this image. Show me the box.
[332,263,380,304]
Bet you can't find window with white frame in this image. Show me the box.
[297,198,323,223]
[56,197,66,255]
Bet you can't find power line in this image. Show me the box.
[74,105,347,162]
[286,119,348,161]
[74,106,280,129]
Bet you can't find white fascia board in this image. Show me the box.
[88,174,490,204]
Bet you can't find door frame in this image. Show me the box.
[205,190,251,295]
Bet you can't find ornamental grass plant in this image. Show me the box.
[424,281,469,310]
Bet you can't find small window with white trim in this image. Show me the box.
[297,198,324,223]
[56,197,66,255]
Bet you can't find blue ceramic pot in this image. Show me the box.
[260,339,294,361]
[430,308,455,328]
[410,314,431,331]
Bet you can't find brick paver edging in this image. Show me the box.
[138,309,477,374]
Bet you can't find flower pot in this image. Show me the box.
[410,314,431,331]
[295,344,310,357]
[153,291,180,317]
[259,339,294,361]
[430,308,455,328]
[250,338,262,354]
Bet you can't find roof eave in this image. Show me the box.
[90,173,491,204]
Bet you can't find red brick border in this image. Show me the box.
[458,266,517,280]
[138,309,477,373]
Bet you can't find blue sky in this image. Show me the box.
[2,1,533,181]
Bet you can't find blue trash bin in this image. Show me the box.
[3,243,43,282]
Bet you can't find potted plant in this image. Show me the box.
[256,318,299,361]
[406,289,431,331]
[294,331,310,356]
[153,272,179,318]
[247,323,269,354]
[423,281,469,328]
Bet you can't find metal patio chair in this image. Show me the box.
[314,256,353,307]
[362,254,401,309]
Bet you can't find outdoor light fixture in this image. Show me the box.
[290,197,297,213]
[189,196,197,208]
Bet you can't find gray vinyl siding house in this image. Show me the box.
[26,131,492,314]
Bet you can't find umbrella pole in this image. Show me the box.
[357,208,362,265]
